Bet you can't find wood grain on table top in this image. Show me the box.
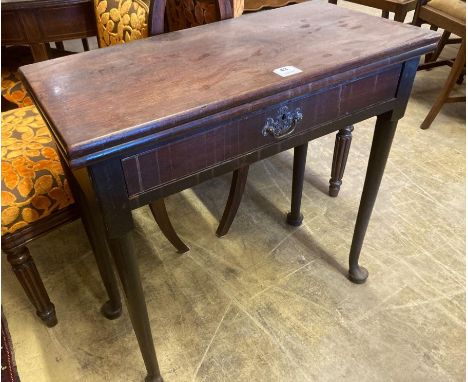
[20,2,438,163]
[1,0,90,10]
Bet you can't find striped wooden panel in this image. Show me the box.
[122,65,401,197]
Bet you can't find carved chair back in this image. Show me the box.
[94,0,237,48]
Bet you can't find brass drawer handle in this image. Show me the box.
[262,106,303,139]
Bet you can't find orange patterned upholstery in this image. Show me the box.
[94,0,150,47]
[1,106,74,235]
[1,68,33,109]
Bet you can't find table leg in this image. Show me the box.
[108,231,163,382]
[66,166,123,320]
[79,196,123,319]
[348,112,398,284]
[29,43,49,62]
[149,199,189,253]
[286,143,308,226]
[329,126,353,197]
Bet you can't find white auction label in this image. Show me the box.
[273,66,303,77]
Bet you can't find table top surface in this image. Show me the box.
[20,2,437,164]
[1,0,90,10]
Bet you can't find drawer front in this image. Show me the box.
[122,65,401,197]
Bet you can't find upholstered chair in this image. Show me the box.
[1,0,199,327]
[1,106,123,327]
[1,47,34,110]
[1,69,33,109]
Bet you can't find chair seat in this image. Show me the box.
[427,0,466,21]
[2,106,75,235]
[1,68,33,109]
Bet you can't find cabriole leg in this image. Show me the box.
[71,178,123,320]
[108,231,164,382]
[348,113,398,284]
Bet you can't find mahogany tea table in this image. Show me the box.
[19,2,437,380]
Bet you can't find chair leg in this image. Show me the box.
[426,30,450,63]
[381,10,390,19]
[5,247,57,327]
[329,126,353,197]
[149,199,189,253]
[216,166,249,237]
[81,38,90,52]
[421,39,466,130]
[55,41,65,51]
[393,10,407,23]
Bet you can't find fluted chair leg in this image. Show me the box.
[6,246,57,327]
[329,126,353,197]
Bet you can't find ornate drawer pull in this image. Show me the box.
[262,106,303,139]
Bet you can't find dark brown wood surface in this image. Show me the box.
[15,2,439,378]
[20,2,437,165]
[121,65,401,196]
[1,0,91,9]
[1,0,95,61]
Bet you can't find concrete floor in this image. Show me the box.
[2,3,465,382]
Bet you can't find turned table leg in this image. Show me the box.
[348,113,398,284]
[329,126,353,197]
[216,166,249,237]
[287,143,308,226]
[6,247,57,327]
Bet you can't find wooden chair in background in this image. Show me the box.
[243,0,305,12]
[328,0,417,22]
[412,0,465,129]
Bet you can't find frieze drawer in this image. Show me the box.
[122,65,401,197]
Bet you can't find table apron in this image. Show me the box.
[1,5,96,44]
[122,64,401,205]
